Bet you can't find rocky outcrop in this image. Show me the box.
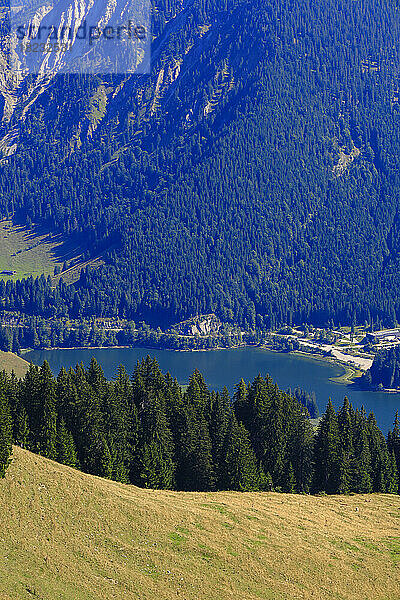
[169,314,221,336]
[0,0,150,153]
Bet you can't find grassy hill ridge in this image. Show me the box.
[0,447,399,600]
[0,351,30,378]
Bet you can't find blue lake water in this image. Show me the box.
[25,346,400,434]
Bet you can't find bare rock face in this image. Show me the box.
[0,0,237,162]
[0,0,149,154]
[169,314,222,336]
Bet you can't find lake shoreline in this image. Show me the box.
[24,344,400,432]
[22,343,400,395]
[21,342,258,354]
[20,342,367,384]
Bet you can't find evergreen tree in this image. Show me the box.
[37,361,58,460]
[208,388,231,487]
[185,370,210,409]
[351,408,372,493]
[387,412,400,490]
[257,381,288,488]
[388,452,399,494]
[19,363,41,451]
[69,364,107,476]
[368,413,393,492]
[172,371,215,491]
[312,400,340,493]
[176,404,215,491]
[138,395,175,489]
[220,413,260,491]
[132,356,166,412]
[87,357,108,405]
[0,390,12,478]
[258,469,273,491]
[289,408,314,493]
[337,398,354,494]
[56,418,78,468]
[233,379,250,427]
[105,366,135,483]
[6,371,29,448]
[283,462,296,494]
[13,397,30,449]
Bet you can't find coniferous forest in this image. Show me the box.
[3,2,400,597]
[1,0,400,330]
[0,357,399,495]
[365,346,400,390]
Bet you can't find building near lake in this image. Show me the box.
[366,329,400,344]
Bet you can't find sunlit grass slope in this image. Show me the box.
[0,447,399,600]
[0,351,30,378]
[0,220,101,285]
[0,220,64,281]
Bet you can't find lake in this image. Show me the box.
[26,346,400,434]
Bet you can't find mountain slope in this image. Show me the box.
[1,0,400,329]
[0,350,29,377]
[0,446,400,599]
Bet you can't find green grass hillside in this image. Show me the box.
[0,351,30,378]
[0,220,102,284]
[0,220,65,281]
[0,448,399,600]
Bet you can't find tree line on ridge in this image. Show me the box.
[0,356,399,495]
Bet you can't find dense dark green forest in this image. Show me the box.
[291,387,319,419]
[0,314,258,351]
[0,357,399,494]
[1,0,400,330]
[365,346,400,389]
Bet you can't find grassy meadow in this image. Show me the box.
[0,447,399,600]
[0,220,65,281]
[0,351,30,378]
[0,220,102,284]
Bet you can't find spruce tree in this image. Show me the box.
[138,395,175,489]
[258,381,288,488]
[132,356,166,412]
[312,400,340,493]
[70,364,107,476]
[233,378,250,427]
[19,362,41,451]
[220,414,260,491]
[6,370,29,449]
[105,366,135,483]
[337,398,354,494]
[56,418,78,468]
[388,412,400,491]
[185,370,210,409]
[258,469,273,491]
[351,409,372,493]
[0,390,12,478]
[388,452,399,494]
[176,404,215,491]
[13,403,29,449]
[289,408,314,493]
[37,361,57,460]
[171,372,215,491]
[92,437,113,479]
[208,389,231,487]
[283,462,296,493]
[368,413,393,492]
[87,358,108,400]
